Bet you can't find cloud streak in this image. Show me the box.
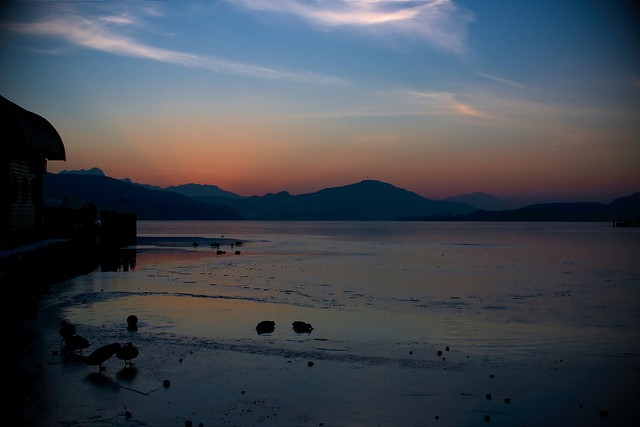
[3,11,347,85]
[285,88,493,120]
[232,0,472,53]
[406,90,492,118]
[476,73,527,89]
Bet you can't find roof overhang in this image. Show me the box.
[1,95,66,161]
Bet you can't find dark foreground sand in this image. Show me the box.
[10,242,640,427]
[17,309,639,427]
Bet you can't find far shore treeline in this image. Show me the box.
[45,170,640,223]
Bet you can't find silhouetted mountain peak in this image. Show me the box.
[345,179,400,190]
[58,167,105,176]
[222,179,475,220]
[313,179,423,200]
[44,173,239,220]
[165,183,242,199]
[45,169,638,222]
[609,192,640,208]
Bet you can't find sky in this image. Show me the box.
[1,0,639,205]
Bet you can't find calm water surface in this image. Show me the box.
[61,221,639,362]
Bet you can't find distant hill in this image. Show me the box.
[442,192,512,211]
[58,167,106,176]
[45,170,639,222]
[218,180,477,220]
[44,173,240,220]
[609,192,640,212]
[452,192,640,222]
[165,183,243,200]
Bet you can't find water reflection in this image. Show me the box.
[64,221,640,361]
[99,248,136,272]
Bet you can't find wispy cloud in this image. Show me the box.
[232,0,472,53]
[406,90,492,118]
[476,73,527,89]
[286,88,493,119]
[99,14,136,26]
[3,11,347,85]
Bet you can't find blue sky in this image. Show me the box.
[1,0,638,204]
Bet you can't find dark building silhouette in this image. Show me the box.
[1,95,66,243]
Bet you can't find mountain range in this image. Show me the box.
[46,172,239,220]
[46,168,639,222]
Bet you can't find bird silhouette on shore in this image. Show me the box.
[116,342,139,368]
[126,315,138,331]
[59,319,76,341]
[256,320,275,335]
[292,321,313,334]
[63,334,91,356]
[85,342,121,373]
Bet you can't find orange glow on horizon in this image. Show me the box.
[46,110,640,202]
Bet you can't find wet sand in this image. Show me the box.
[15,223,640,426]
[19,305,639,427]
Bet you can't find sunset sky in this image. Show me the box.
[1,0,639,204]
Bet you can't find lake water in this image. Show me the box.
[58,221,639,362]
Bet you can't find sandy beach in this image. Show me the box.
[13,221,640,426]
[18,320,639,427]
